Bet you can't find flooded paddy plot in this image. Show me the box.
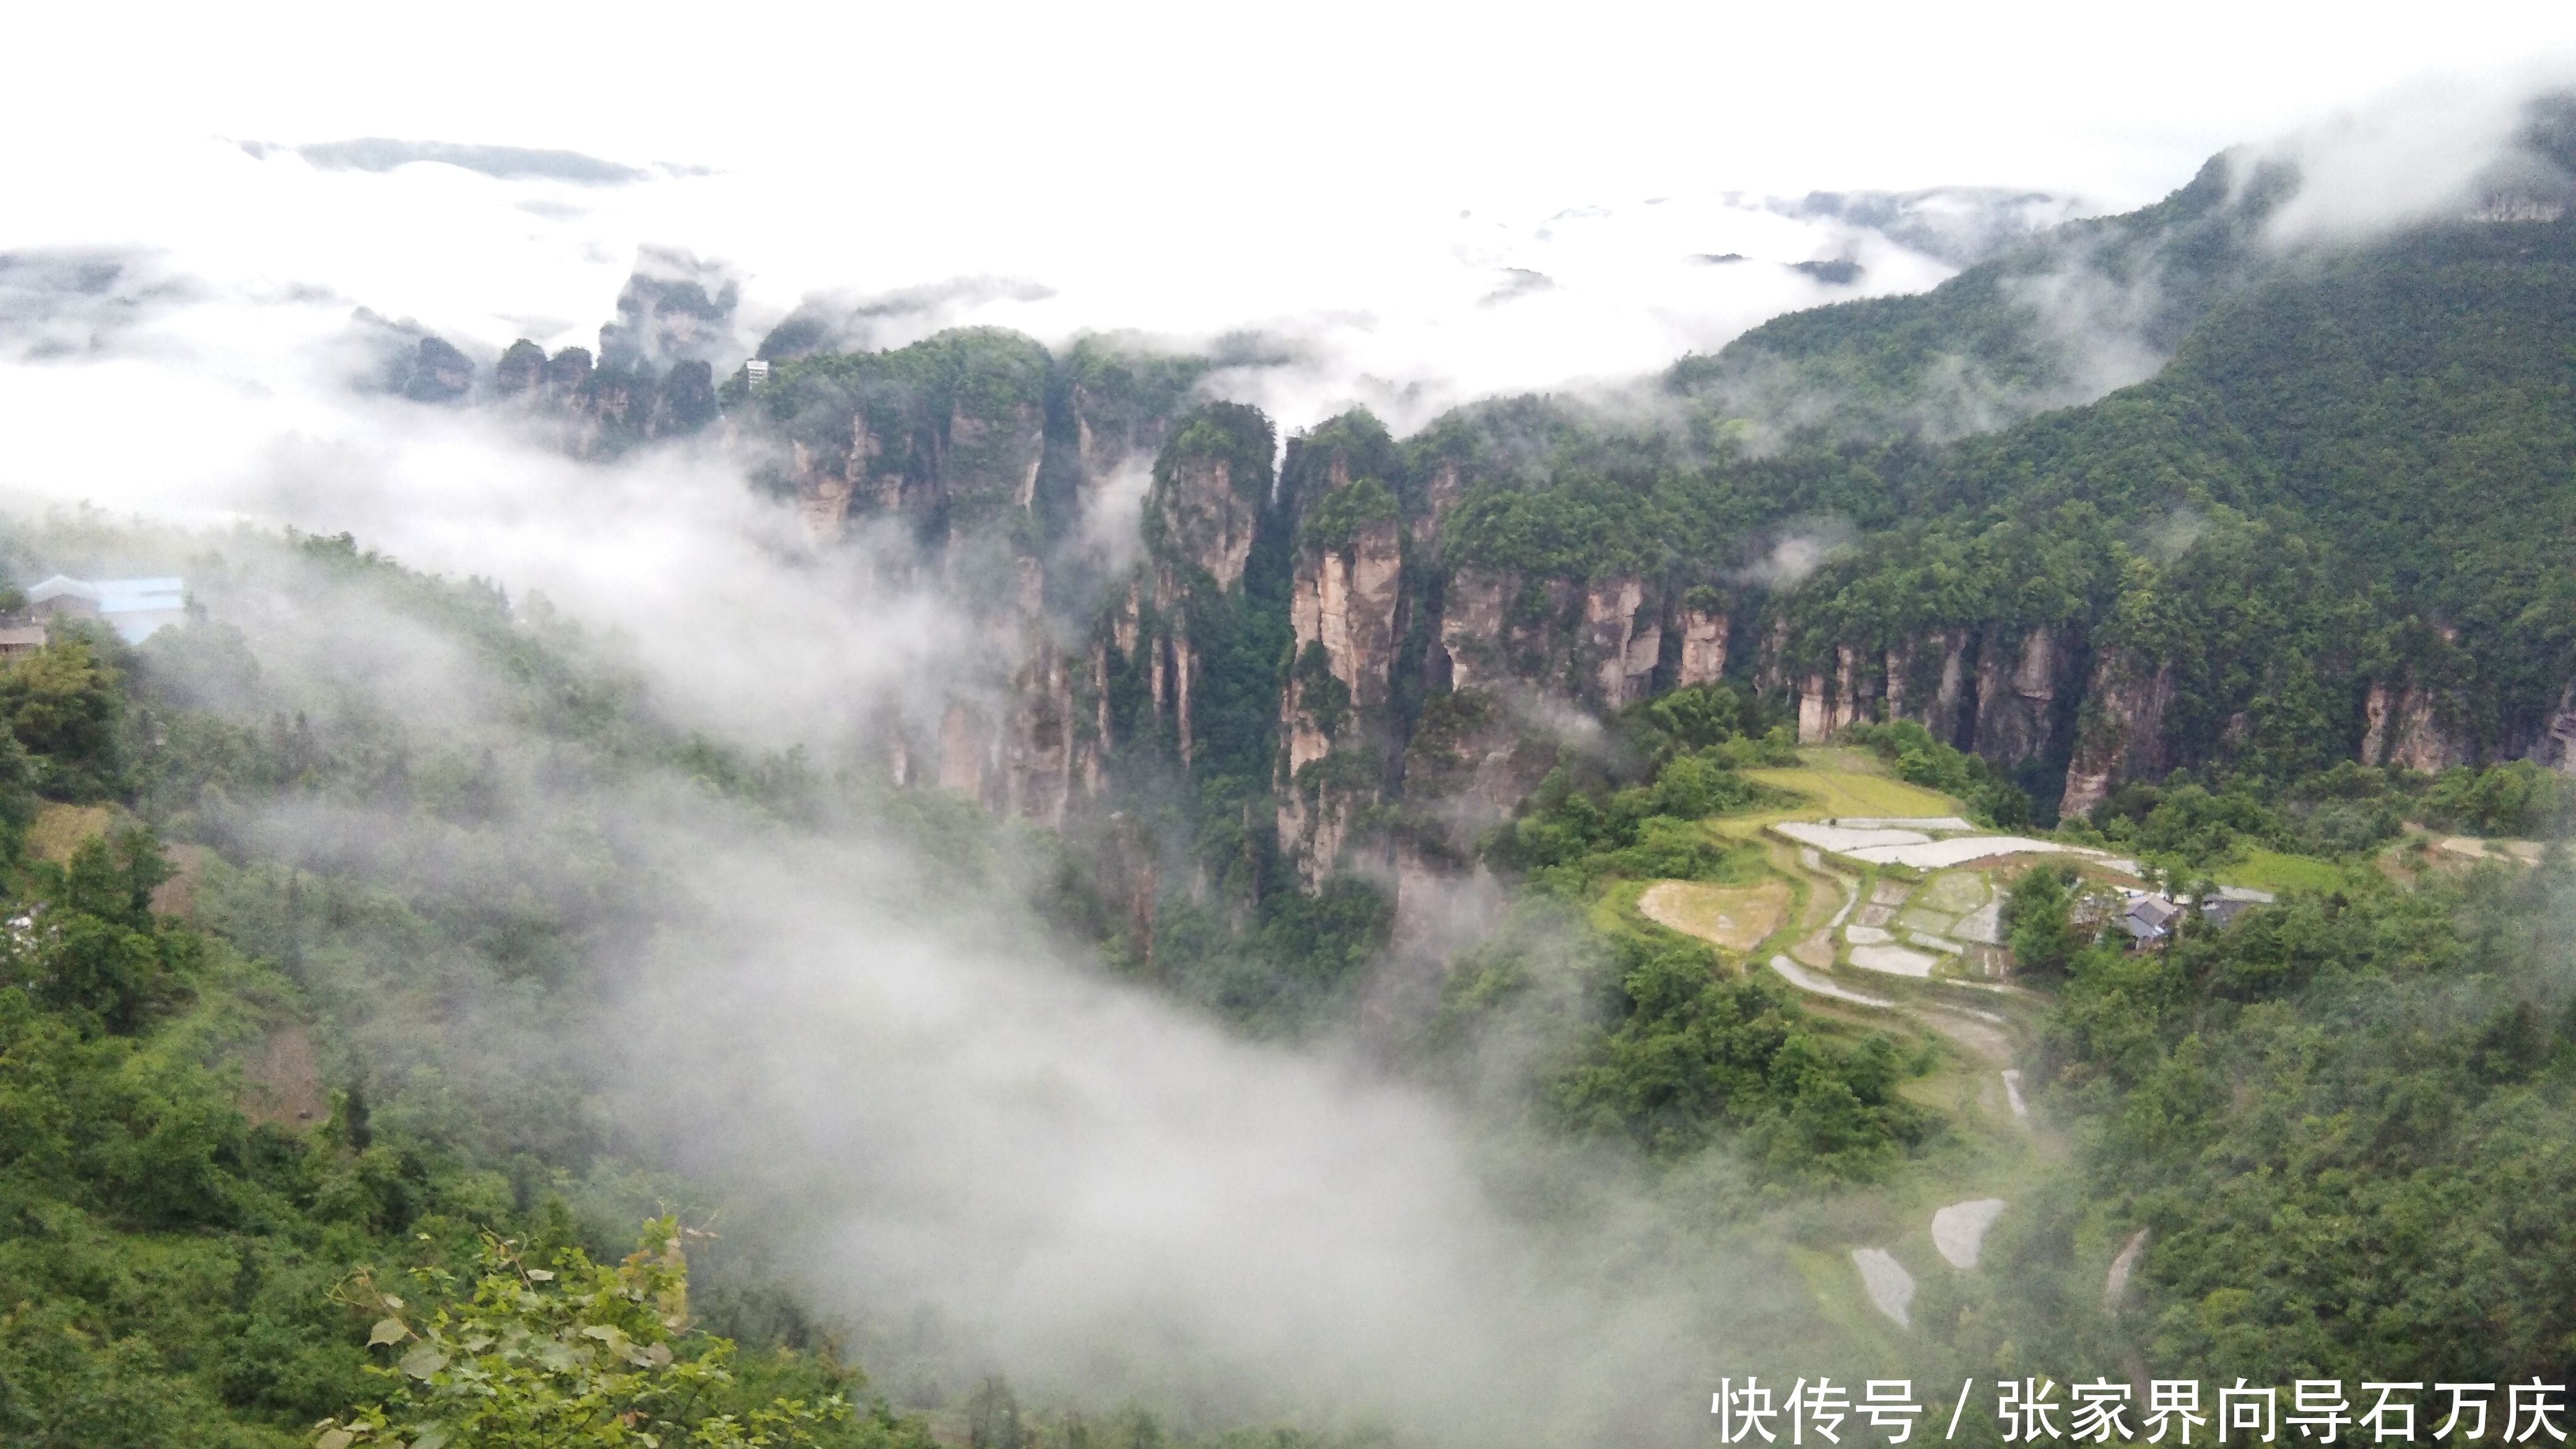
[1775,819,2091,871]
[1917,871,1990,913]
[1933,1199,2010,1269]
[1850,943,1941,977]
[1852,1249,1915,1328]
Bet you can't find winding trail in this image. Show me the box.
[1697,759,2089,1339]
[1767,955,1894,1009]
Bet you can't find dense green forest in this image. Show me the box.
[2043,856,2576,1382]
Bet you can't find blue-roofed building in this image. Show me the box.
[27,575,188,643]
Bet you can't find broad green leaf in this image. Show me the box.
[399,1344,448,1380]
[368,1316,409,1346]
[316,1432,355,1449]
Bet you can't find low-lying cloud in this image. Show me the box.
[1733,523,1856,592]
[250,137,654,186]
[2255,75,2576,244]
[0,248,202,362]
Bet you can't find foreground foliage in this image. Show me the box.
[2040,861,2576,1382]
[315,1221,897,1449]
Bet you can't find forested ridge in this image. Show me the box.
[0,546,932,1446]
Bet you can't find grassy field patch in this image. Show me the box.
[1637,878,1793,951]
[2220,848,2343,894]
[1744,768,1960,820]
[27,802,115,863]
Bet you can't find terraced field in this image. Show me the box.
[1630,747,2128,1342]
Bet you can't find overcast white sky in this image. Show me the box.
[17,1,2576,201]
[6,1,2576,440]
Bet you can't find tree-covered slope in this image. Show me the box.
[0,544,925,1446]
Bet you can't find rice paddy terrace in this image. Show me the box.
[1621,747,2167,1344]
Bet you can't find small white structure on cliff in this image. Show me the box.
[26,575,187,643]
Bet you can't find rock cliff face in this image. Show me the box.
[723,327,1053,552]
[946,400,1048,521]
[467,256,738,452]
[1585,579,1660,709]
[713,337,1231,851]
[1411,460,1466,560]
[1153,452,1258,591]
[2058,651,2176,821]
[1277,507,1403,881]
[1677,605,1728,687]
[1757,602,2576,824]
[2539,686,2576,773]
[1435,572,1673,710]
[2359,681,2469,773]
[1434,574,1513,694]
[1920,630,1973,747]
[1972,627,2071,764]
[1767,620,2082,793]
[1134,402,1279,768]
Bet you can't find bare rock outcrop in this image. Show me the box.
[1153,452,1259,590]
[1585,578,1660,708]
[1411,459,1466,560]
[1437,573,1513,693]
[1798,673,1834,744]
[1436,572,1667,712]
[938,700,989,799]
[946,399,1046,518]
[1923,630,1972,746]
[1972,627,2069,765]
[2360,680,2471,772]
[2541,684,2576,772]
[1279,505,1405,881]
[2059,650,2175,821]
[1677,605,1728,687]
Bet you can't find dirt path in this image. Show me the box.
[1767,955,1895,1009]
[1916,1005,2016,1064]
[1727,755,2071,1342]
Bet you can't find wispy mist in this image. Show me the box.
[2254,69,2576,244]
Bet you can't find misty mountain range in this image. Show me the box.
[7,83,2576,1449]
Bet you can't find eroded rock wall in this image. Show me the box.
[1279,510,1405,881]
[2058,651,2177,821]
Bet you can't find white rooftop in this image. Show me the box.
[24,574,186,642]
